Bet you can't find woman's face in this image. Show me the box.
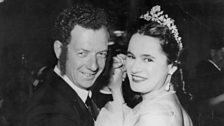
[126,33,174,94]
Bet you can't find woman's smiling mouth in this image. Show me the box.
[131,74,147,82]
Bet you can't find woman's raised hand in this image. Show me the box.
[108,53,126,91]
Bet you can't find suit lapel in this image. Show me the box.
[49,71,95,125]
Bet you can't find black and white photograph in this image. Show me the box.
[0,0,224,126]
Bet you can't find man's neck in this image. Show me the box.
[54,66,90,102]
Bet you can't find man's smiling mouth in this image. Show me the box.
[81,71,96,79]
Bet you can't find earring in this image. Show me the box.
[165,73,172,91]
[165,82,171,91]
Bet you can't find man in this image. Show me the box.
[195,40,224,101]
[23,4,110,126]
[193,40,224,126]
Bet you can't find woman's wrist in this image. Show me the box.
[111,87,125,104]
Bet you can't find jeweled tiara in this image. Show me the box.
[140,5,183,51]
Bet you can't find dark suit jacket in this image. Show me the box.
[196,60,221,77]
[23,70,94,126]
[192,60,224,126]
[195,59,224,100]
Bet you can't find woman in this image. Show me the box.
[96,5,193,126]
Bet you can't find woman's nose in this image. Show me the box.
[129,60,142,74]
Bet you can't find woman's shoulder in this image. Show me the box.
[140,99,174,116]
[139,93,192,126]
[135,101,175,126]
[141,92,179,114]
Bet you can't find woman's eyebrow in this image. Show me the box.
[127,51,133,55]
[141,54,155,59]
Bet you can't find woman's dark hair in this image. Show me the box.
[136,20,181,65]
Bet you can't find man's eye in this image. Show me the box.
[98,52,107,58]
[144,58,153,62]
[78,52,87,57]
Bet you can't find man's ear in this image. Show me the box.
[54,40,62,59]
[168,64,178,75]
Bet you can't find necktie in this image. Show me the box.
[85,96,99,120]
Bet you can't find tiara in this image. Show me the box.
[140,5,183,51]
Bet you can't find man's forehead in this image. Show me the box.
[70,25,108,45]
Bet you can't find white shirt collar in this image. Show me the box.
[208,59,221,71]
[54,66,91,103]
[99,86,112,94]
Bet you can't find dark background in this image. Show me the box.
[0,0,224,126]
[1,0,224,79]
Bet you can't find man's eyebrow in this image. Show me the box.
[96,49,108,53]
[75,49,89,52]
[100,49,108,52]
[75,49,108,53]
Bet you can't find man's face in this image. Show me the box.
[64,25,109,89]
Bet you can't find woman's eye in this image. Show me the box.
[144,58,153,62]
[127,54,134,59]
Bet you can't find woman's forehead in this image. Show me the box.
[128,34,163,54]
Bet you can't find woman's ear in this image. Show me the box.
[54,40,62,59]
[168,64,178,75]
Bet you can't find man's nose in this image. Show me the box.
[87,56,98,72]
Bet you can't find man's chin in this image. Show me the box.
[79,80,95,89]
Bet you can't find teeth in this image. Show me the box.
[84,73,91,77]
[82,72,94,77]
[132,75,146,82]
[132,77,143,81]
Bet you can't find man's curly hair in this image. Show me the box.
[54,4,109,45]
[53,4,109,75]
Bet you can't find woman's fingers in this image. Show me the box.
[113,57,122,69]
[108,54,127,89]
[113,54,126,69]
